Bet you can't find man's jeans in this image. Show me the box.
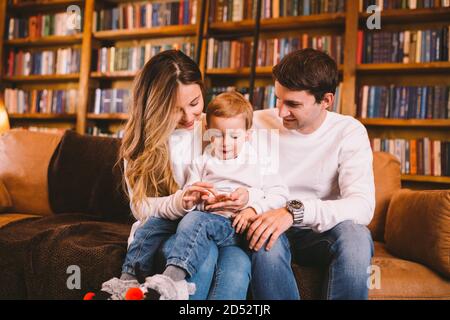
[251,220,374,300]
[122,214,251,300]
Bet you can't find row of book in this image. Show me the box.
[206,86,271,109]
[371,138,450,177]
[257,34,343,66]
[7,13,82,39]
[260,0,345,18]
[93,43,195,73]
[87,127,125,138]
[206,39,253,69]
[359,0,450,11]
[4,89,78,114]
[209,0,256,22]
[94,0,197,31]
[206,83,342,112]
[209,0,345,22]
[5,48,81,76]
[358,85,450,119]
[207,35,343,69]
[92,89,131,114]
[357,27,450,64]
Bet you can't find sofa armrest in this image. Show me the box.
[384,189,450,279]
[0,179,12,212]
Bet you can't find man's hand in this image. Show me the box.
[204,187,249,213]
[246,207,293,251]
[231,208,257,234]
[182,182,217,210]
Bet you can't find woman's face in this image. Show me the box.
[175,83,204,130]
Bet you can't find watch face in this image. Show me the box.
[290,200,303,210]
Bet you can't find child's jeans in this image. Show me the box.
[166,210,245,277]
[122,217,178,277]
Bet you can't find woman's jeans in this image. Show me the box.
[121,213,251,300]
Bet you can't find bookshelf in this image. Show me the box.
[0,0,449,188]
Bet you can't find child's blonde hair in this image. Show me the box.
[206,91,253,130]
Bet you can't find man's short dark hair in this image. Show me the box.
[272,48,339,103]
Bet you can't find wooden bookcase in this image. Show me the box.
[0,0,449,188]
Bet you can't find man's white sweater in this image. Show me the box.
[253,109,375,233]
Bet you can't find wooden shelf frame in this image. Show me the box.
[359,118,450,127]
[4,34,83,47]
[9,113,77,120]
[401,175,450,184]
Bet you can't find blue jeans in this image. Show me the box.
[250,220,374,300]
[161,234,251,300]
[249,233,299,300]
[122,217,178,277]
[166,211,245,277]
[122,215,251,300]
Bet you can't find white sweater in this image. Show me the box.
[253,109,375,233]
[185,143,289,216]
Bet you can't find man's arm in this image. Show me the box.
[248,172,290,215]
[301,123,375,233]
[247,122,375,250]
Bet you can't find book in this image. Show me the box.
[371,137,450,177]
[359,27,450,63]
[359,0,450,11]
[6,48,81,76]
[94,42,195,73]
[358,85,450,119]
[257,34,344,66]
[95,0,197,31]
[4,88,77,114]
[7,12,83,39]
[207,39,252,68]
[91,89,131,114]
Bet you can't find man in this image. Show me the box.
[248,48,375,300]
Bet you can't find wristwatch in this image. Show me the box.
[286,200,305,225]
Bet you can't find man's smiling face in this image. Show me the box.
[275,81,326,132]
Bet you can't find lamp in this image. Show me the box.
[0,99,10,134]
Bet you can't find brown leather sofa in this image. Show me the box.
[0,129,449,299]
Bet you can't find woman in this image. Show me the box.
[118,50,251,299]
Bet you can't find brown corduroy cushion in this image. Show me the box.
[385,189,450,279]
[0,179,12,212]
[368,152,401,242]
[47,130,131,224]
[0,130,63,215]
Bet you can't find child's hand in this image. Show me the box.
[232,208,257,234]
[182,182,217,210]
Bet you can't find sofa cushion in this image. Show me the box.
[385,189,450,279]
[369,242,450,299]
[48,131,132,224]
[0,213,130,299]
[0,179,12,212]
[291,241,450,300]
[0,130,63,215]
[0,213,40,229]
[368,152,401,242]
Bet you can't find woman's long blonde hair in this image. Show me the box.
[120,50,203,216]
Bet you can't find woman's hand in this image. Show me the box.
[182,182,217,210]
[232,208,257,234]
[204,187,249,213]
